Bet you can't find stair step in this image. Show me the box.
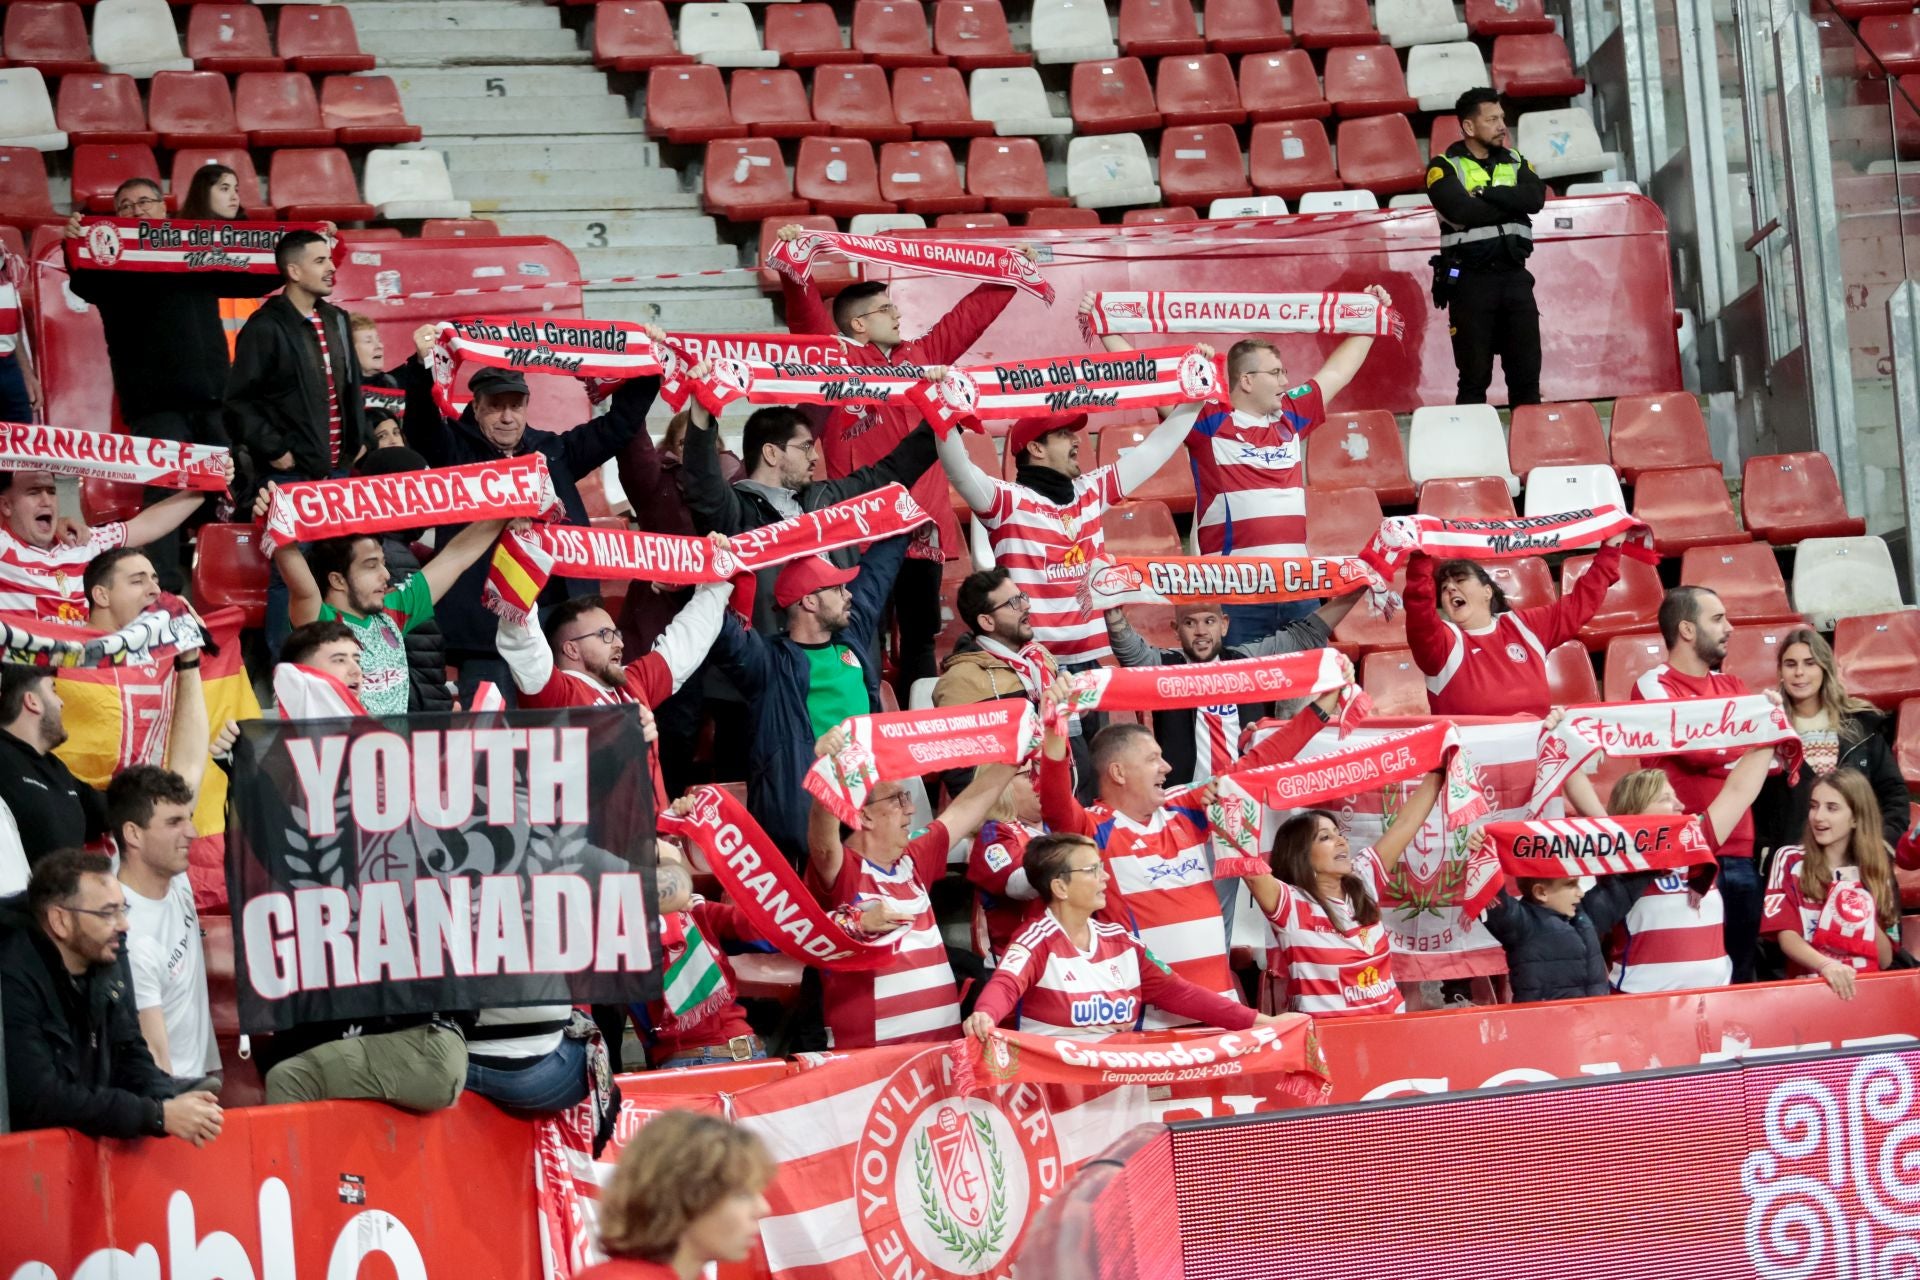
[406,94,631,125]
[351,2,565,31]
[573,244,744,280]
[388,66,614,99]
[450,165,685,200]
[489,211,723,246]
[437,137,664,170]
[586,290,779,331]
[464,188,703,213]
[359,29,587,62]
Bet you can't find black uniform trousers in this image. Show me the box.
[1447,266,1541,407]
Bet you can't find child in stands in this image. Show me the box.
[1762,768,1901,999]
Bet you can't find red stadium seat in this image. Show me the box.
[646,66,743,144]
[1157,124,1250,206]
[268,147,375,221]
[878,140,982,213]
[1323,45,1419,117]
[935,210,1010,227]
[1418,476,1516,520]
[1362,649,1430,715]
[1335,114,1425,194]
[1333,566,1407,653]
[812,64,913,142]
[1072,58,1162,134]
[1860,15,1920,76]
[594,1,695,72]
[1834,0,1917,18]
[1430,114,1464,155]
[235,72,334,147]
[1240,49,1328,122]
[1291,0,1376,49]
[1025,205,1101,226]
[1491,33,1586,97]
[1094,424,1194,512]
[148,70,247,149]
[1896,698,1920,787]
[1608,391,1714,481]
[1204,0,1290,54]
[420,218,498,237]
[755,213,852,292]
[1306,410,1412,505]
[80,478,143,525]
[56,74,157,145]
[1465,0,1555,35]
[70,143,160,213]
[1155,53,1245,127]
[1630,464,1748,554]
[1545,639,1600,704]
[966,136,1072,212]
[1740,452,1866,545]
[1603,633,1668,703]
[1119,0,1203,57]
[193,524,268,630]
[186,5,280,73]
[170,146,269,217]
[730,69,827,138]
[933,0,1030,71]
[1509,401,1606,479]
[319,75,421,145]
[1486,556,1556,612]
[1722,623,1800,695]
[1305,485,1384,556]
[764,4,856,68]
[854,0,945,67]
[1251,117,1337,199]
[1836,611,1920,709]
[5,2,100,76]
[276,6,376,73]
[1122,205,1197,223]
[1563,552,1663,648]
[1678,543,1797,626]
[795,136,895,217]
[894,67,991,137]
[1104,500,1182,558]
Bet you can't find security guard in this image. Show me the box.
[1427,87,1547,407]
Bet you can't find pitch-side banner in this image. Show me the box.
[227,706,662,1033]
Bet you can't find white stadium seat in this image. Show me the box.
[0,70,68,151]
[1208,195,1289,217]
[1389,192,1433,207]
[1029,0,1118,65]
[92,0,195,77]
[1791,536,1906,630]
[1376,0,1468,48]
[1567,180,1643,195]
[1408,403,1519,495]
[848,212,927,233]
[1298,189,1379,212]
[970,67,1075,135]
[1405,42,1489,112]
[678,4,781,67]
[1522,464,1626,519]
[1517,108,1618,179]
[1067,133,1161,207]
[362,150,472,219]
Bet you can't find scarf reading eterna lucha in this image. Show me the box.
[432,316,664,416]
[260,455,564,555]
[804,701,1042,829]
[765,228,1054,303]
[64,216,329,273]
[0,423,229,492]
[1080,290,1406,340]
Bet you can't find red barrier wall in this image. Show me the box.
[882,196,1682,414]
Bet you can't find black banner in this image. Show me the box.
[226,706,660,1034]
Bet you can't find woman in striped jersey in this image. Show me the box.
[963,833,1288,1040]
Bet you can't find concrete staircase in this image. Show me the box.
[348,0,776,336]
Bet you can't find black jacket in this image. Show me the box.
[0,895,179,1138]
[67,266,281,421]
[0,729,105,865]
[383,536,453,714]
[1754,709,1912,858]
[403,368,658,653]
[1425,141,1546,271]
[227,293,365,493]
[1482,874,1656,1002]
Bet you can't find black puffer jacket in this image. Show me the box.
[1754,709,1911,859]
[383,536,453,714]
[1482,873,1657,1002]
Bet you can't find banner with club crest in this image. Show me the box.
[226,706,662,1033]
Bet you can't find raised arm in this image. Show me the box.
[936,762,1019,851]
[1037,683,1097,838]
[563,340,664,477]
[1308,285,1392,405]
[124,492,208,551]
[1400,551,1457,679]
[1138,956,1259,1028]
[918,282,1018,364]
[164,658,211,798]
[1104,607,1163,668]
[1704,746,1778,846]
[421,517,509,603]
[648,578,734,696]
[935,424,997,514]
[1234,688,1340,772]
[1373,771,1442,876]
[1524,538,1622,650]
[1113,404,1199,496]
[807,790,846,892]
[677,379,757,536]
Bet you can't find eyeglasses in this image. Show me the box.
[114,195,166,215]
[62,902,130,922]
[1251,366,1287,380]
[988,592,1031,613]
[855,303,900,320]
[786,438,818,456]
[1064,864,1104,878]
[561,626,621,647]
[863,791,915,813]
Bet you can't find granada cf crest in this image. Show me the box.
[1176,348,1217,399]
[855,1047,1060,1279]
[87,223,123,266]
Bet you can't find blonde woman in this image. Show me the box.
[580,1110,774,1280]
[1762,768,1901,999]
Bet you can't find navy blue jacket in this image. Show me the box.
[709,533,908,863]
[1482,873,1656,1002]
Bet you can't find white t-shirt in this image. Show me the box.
[125,873,221,1080]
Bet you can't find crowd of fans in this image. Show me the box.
[1,185,1914,1156]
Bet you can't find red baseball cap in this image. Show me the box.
[774,554,860,609]
[1007,413,1089,461]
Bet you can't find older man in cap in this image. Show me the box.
[402,327,666,702]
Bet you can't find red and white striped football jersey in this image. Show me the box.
[978,467,1126,662]
[1263,848,1404,1017]
[0,524,127,622]
[989,913,1157,1037]
[1760,847,1880,976]
[1187,382,1326,558]
[815,821,962,1048]
[1610,870,1731,993]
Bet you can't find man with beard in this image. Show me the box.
[0,470,215,624]
[0,661,114,863]
[933,567,1059,795]
[1104,591,1364,786]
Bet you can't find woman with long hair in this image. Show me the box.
[1753,627,1909,860]
[1403,535,1625,717]
[1241,770,1446,1016]
[579,1110,773,1280]
[176,163,244,219]
[1761,768,1900,999]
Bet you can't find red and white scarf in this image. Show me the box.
[272,662,369,719]
[0,423,229,492]
[1362,507,1659,580]
[961,1015,1329,1099]
[1525,697,1803,817]
[654,333,850,413]
[64,217,327,274]
[1076,553,1379,616]
[659,786,906,971]
[0,603,207,670]
[362,385,406,421]
[1485,815,1714,878]
[260,455,562,556]
[804,701,1042,829]
[1812,880,1882,964]
[688,357,927,417]
[1053,648,1354,720]
[1080,291,1405,341]
[432,316,663,417]
[765,229,1053,303]
[904,346,1216,434]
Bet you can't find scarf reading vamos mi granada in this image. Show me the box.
[903,347,1217,435]
[1485,815,1712,878]
[765,229,1054,304]
[1080,290,1405,341]
[804,701,1042,829]
[1361,507,1659,580]
[64,217,328,274]
[959,1015,1330,1097]
[260,455,562,556]
[659,786,905,972]
[1524,697,1803,817]
[431,316,664,416]
[0,423,230,493]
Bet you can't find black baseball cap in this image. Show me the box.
[468,367,529,397]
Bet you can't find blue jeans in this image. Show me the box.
[1717,855,1763,985]
[464,1035,590,1112]
[1223,598,1321,641]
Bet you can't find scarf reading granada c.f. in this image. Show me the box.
[1484,815,1712,878]
[765,229,1054,303]
[1080,291,1405,341]
[1075,553,1378,616]
[260,455,563,556]
[0,422,230,493]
